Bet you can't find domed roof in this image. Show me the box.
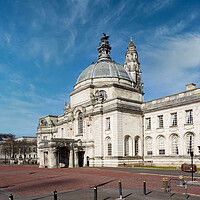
[76,61,133,84]
[76,34,133,85]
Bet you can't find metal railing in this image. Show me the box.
[168,178,188,199]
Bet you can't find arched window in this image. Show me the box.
[186,133,194,155]
[78,112,83,134]
[106,137,112,156]
[158,135,165,155]
[135,136,139,156]
[124,136,130,156]
[146,137,152,155]
[171,134,179,155]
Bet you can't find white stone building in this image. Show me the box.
[14,136,37,163]
[37,34,200,168]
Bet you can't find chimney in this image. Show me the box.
[186,83,196,91]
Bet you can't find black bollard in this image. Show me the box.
[143,181,146,195]
[94,186,97,200]
[118,180,123,199]
[9,194,13,200]
[54,190,57,200]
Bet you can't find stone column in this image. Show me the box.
[48,148,57,168]
[74,151,79,167]
[38,149,45,168]
[69,147,74,168]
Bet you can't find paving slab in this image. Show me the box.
[1,188,200,200]
[1,166,200,200]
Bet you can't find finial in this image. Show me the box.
[129,37,134,47]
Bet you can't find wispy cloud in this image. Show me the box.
[142,32,200,99]
[137,0,172,16]
[0,0,91,66]
[155,13,199,37]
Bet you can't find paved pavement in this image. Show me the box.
[0,165,200,200]
[1,188,200,200]
[97,167,200,179]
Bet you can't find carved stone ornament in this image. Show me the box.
[40,119,48,126]
[90,90,106,105]
[64,102,70,114]
[65,102,70,109]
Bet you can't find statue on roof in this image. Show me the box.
[102,33,109,40]
[97,33,111,61]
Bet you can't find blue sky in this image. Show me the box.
[0,0,200,137]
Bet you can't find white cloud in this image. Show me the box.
[142,33,200,99]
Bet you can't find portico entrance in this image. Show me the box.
[58,146,70,168]
[78,151,84,167]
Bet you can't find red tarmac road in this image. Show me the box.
[0,165,200,197]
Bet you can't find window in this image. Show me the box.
[100,90,107,101]
[146,118,151,130]
[124,136,130,156]
[106,117,111,130]
[186,110,193,124]
[171,135,179,155]
[106,137,112,156]
[171,113,177,126]
[158,136,165,155]
[61,128,63,137]
[43,136,47,140]
[146,137,153,155]
[186,133,194,155]
[158,115,163,128]
[78,112,83,134]
[135,137,139,156]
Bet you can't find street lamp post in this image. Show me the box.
[189,136,194,182]
[190,150,194,181]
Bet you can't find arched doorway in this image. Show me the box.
[59,147,70,168]
[78,151,84,167]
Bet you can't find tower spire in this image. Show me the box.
[124,37,143,92]
[97,33,111,62]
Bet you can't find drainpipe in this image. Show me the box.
[142,114,144,163]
